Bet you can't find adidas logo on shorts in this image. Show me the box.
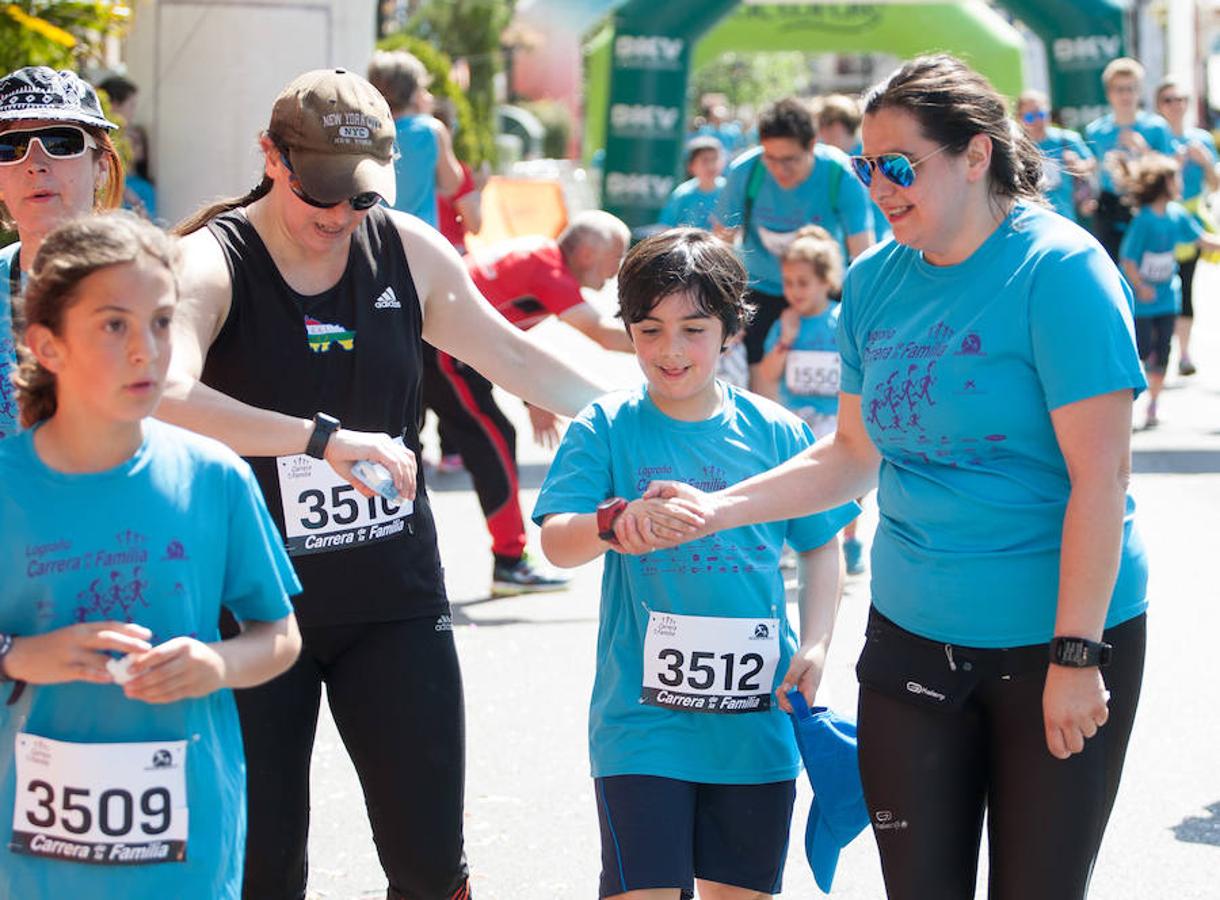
[435,614,453,632]
[374,286,401,309]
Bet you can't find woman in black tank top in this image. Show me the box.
[157,68,608,900]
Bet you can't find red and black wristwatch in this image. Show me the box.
[597,497,629,544]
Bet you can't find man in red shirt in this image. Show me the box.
[426,210,632,595]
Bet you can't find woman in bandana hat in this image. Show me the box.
[160,68,608,900]
[0,66,125,440]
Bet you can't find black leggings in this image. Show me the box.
[856,610,1145,900]
[223,613,470,900]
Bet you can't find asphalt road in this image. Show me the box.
[302,273,1220,899]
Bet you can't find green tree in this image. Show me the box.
[0,1,130,73]
[398,0,515,166]
[690,52,813,118]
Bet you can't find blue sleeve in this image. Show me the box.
[1149,120,1175,154]
[532,404,615,525]
[223,463,300,622]
[836,161,872,237]
[658,188,681,227]
[1068,131,1093,160]
[778,419,860,551]
[1028,246,1146,410]
[714,157,749,229]
[835,267,865,395]
[762,318,782,354]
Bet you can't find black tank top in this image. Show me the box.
[201,207,447,626]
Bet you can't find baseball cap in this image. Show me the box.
[269,68,398,206]
[0,67,117,130]
[786,690,869,893]
[685,134,722,163]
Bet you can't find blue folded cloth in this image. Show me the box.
[786,689,870,893]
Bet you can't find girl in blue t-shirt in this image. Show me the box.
[1116,153,1220,427]
[0,212,301,898]
[758,225,865,574]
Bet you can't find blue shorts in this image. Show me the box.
[595,775,796,898]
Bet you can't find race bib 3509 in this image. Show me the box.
[11,734,188,866]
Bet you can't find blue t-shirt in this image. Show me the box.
[658,177,724,230]
[391,114,441,227]
[1084,111,1175,193]
[1037,127,1094,222]
[1119,203,1204,317]
[715,145,872,295]
[0,420,300,899]
[532,384,857,784]
[0,242,20,440]
[1168,126,1219,201]
[764,304,842,423]
[837,203,1148,647]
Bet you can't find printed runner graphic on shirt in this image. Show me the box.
[304,317,356,353]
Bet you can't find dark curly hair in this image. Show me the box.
[617,229,752,347]
[758,97,816,148]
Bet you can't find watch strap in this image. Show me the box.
[1049,636,1112,668]
[597,498,628,542]
[306,413,340,460]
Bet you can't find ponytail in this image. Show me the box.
[172,175,272,236]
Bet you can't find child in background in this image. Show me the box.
[534,229,857,900]
[0,212,301,898]
[758,226,865,575]
[658,136,725,231]
[1117,153,1220,428]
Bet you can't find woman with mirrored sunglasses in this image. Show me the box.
[0,66,124,440]
[640,55,1148,900]
[159,68,609,900]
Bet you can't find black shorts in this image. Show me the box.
[595,774,795,898]
[1135,314,1175,372]
[743,290,787,365]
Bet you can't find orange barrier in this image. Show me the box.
[464,176,568,253]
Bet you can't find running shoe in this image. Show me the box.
[1178,359,1197,376]
[436,453,464,475]
[843,537,866,576]
[492,553,571,596]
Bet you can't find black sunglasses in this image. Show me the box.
[278,149,382,211]
[0,125,97,166]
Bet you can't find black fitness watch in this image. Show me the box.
[1049,636,1112,669]
[305,412,340,459]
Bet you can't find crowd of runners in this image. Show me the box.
[0,41,1178,900]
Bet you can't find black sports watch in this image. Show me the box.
[305,412,341,459]
[1049,636,1112,668]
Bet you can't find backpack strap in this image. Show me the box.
[742,154,767,238]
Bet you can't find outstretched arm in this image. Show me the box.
[403,214,612,416]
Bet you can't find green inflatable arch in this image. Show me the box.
[582,0,1127,228]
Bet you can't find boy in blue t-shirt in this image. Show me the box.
[534,229,856,898]
[1118,153,1220,427]
[658,136,725,231]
